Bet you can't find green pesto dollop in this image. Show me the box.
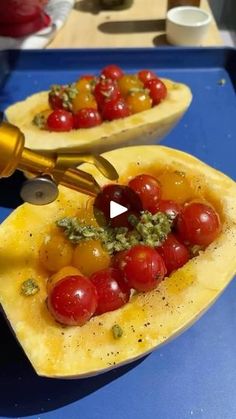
[112,324,123,339]
[32,113,46,129]
[56,210,172,255]
[20,279,40,296]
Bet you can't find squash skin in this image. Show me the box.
[0,145,236,378]
[5,79,192,154]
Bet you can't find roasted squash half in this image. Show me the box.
[5,79,192,154]
[0,145,236,379]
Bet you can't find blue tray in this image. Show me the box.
[0,47,236,419]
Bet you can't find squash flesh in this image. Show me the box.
[0,146,236,378]
[5,79,192,154]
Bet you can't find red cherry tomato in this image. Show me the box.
[176,202,221,246]
[128,174,161,212]
[94,78,121,109]
[48,92,63,110]
[157,233,190,275]
[73,108,102,129]
[47,109,73,132]
[112,250,129,270]
[150,199,182,219]
[102,98,131,121]
[138,70,158,84]
[119,245,167,292]
[144,79,167,105]
[47,275,98,326]
[94,184,142,228]
[101,65,124,81]
[90,268,130,315]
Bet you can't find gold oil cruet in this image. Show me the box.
[0,117,118,205]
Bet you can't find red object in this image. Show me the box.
[0,1,50,38]
[151,199,182,219]
[128,174,161,213]
[47,110,74,132]
[102,98,131,121]
[94,78,121,110]
[47,275,98,326]
[157,233,190,275]
[73,108,102,129]
[138,70,158,84]
[90,268,130,315]
[144,79,167,105]
[176,202,221,246]
[119,245,167,292]
[101,65,124,81]
[93,184,142,228]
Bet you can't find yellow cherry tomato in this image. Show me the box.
[72,240,110,277]
[158,171,192,204]
[117,75,143,97]
[75,76,94,93]
[72,92,97,113]
[47,265,82,293]
[39,233,74,272]
[126,91,152,114]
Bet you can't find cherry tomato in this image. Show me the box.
[101,65,124,81]
[138,70,158,84]
[112,250,129,270]
[94,78,121,109]
[157,171,192,204]
[72,239,111,277]
[176,202,221,246]
[102,98,131,121]
[47,266,82,294]
[48,86,72,111]
[75,75,95,92]
[90,268,130,315]
[157,233,190,275]
[144,79,167,105]
[119,245,167,292]
[47,275,97,326]
[128,174,161,212]
[47,110,73,132]
[48,92,63,110]
[126,90,152,114]
[39,233,74,272]
[73,108,102,129]
[149,199,182,219]
[117,75,143,97]
[94,184,142,228]
[72,92,97,113]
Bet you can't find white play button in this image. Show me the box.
[110,200,128,219]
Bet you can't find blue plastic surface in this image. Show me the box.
[0,47,236,419]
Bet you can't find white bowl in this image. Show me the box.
[166,6,212,46]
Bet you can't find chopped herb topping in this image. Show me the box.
[56,210,172,255]
[21,279,40,296]
[112,324,123,339]
[32,113,47,129]
[49,83,78,111]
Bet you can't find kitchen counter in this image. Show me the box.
[48,0,222,48]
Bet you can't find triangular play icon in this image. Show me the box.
[110,200,128,219]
